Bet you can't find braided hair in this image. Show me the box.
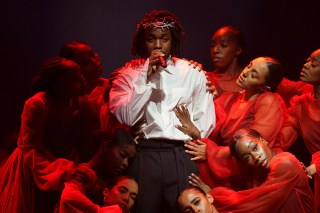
[132,10,187,58]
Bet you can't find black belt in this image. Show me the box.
[137,138,185,150]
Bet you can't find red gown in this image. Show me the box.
[59,164,122,213]
[279,93,320,211]
[197,138,248,190]
[312,152,320,213]
[276,78,313,107]
[199,91,286,190]
[213,91,286,150]
[77,78,109,162]
[210,152,315,213]
[0,92,80,213]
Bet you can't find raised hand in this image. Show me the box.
[188,173,211,193]
[147,50,165,79]
[205,75,219,98]
[305,163,316,179]
[174,105,201,140]
[182,58,203,71]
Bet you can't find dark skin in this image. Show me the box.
[173,105,207,161]
[64,143,136,186]
[174,105,201,140]
[143,27,217,96]
[299,49,320,178]
[144,27,172,80]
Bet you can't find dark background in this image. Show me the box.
[1,0,320,152]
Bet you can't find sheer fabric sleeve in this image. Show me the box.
[21,96,74,190]
[60,182,122,213]
[311,151,320,177]
[197,138,246,189]
[277,95,300,151]
[209,92,238,142]
[251,93,287,149]
[210,153,313,213]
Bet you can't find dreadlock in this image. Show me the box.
[132,10,187,58]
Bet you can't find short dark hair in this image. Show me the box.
[103,128,135,147]
[229,128,263,160]
[59,40,88,61]
[32,57,80,93]
[109,175,138,188]
[132,10,187,58]
[214,25,247,66]
[263,57,284,92]
[179,185,207,197]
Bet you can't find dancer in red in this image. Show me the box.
[278,48,320,212]
[206,26,245,97]
[59,129,137,213]
[175,56,286,190]
[212,57,286,148]
[0,57,86,213]
[190,129,315,213]
[59,41,109,162]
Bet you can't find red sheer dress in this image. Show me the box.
[206,71,242,97]
[276,78,313,107]
[213,91,286,149]
[0,92,81,213]
[76,78,109,162]
[199,91,286,190]
[279,93,320,211]
[210,152,315,213]
[312,152,320,213]
[59,164,122,213]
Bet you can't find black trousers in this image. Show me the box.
[127,138,198,213]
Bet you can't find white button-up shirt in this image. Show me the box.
[109,57,215,141]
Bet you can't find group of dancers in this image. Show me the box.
[0,9,319,213]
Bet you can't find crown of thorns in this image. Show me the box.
[139,18,175,30]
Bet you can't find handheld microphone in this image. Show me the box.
[159,56,167,68]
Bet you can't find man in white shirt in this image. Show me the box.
[109,10,215,213]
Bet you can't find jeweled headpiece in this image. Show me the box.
[139,18,175,30]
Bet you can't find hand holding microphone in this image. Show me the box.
[148,51,167,79]
[158,56,167,68]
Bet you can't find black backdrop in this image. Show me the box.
[1,0,320,151]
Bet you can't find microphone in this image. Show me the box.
[159,56,167,68]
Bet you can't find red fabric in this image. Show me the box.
[0,92,79,213]
[83,78,109,123]
[206,71,242,97]
[311,152,320,213]
[210,152,315,213]
[200,91,286,190]
[213,91,286,150]
[59,164,122,213]
[76,78,109,162]
[279,93,320,154]
[197,138,248,190]
[276,78,313,107]
[278,93,320,211]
